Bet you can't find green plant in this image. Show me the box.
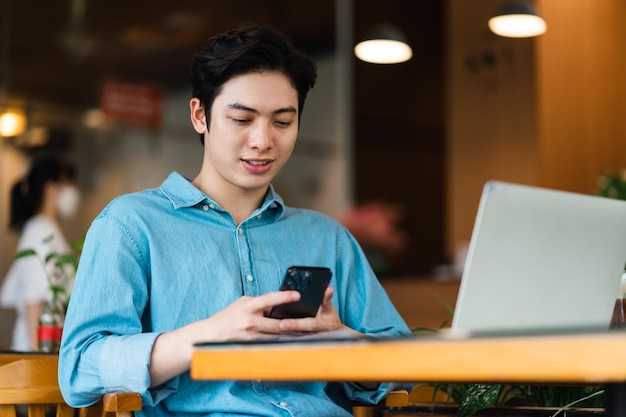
[435,383,604,417]
[15,234,84,307]
[412,295,454,333]
[597,172,626,200]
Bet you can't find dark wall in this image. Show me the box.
[353,1,447,275]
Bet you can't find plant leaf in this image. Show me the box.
[55,253,79,265]
[458,384,502,417]
[71,235,85,252]
[550,389,604,417]
[412,326,441,333]
[45,252,59,263]
[15,249,37,259]
[436,295,455,319]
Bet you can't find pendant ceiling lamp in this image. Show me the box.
[354,23,412,64]
[488,1,547,38]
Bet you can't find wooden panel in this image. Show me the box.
[537,0,626,193]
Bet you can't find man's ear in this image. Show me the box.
[190,98,207,134]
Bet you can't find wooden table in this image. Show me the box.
[191,330,626,416]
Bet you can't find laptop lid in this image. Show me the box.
[451,181,626,333]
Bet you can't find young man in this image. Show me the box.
[59,26,411,416]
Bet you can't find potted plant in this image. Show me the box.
[15,235,83,310]
[15,235,83,352]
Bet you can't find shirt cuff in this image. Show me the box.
[99,332,175,406]
[344,381,415,405]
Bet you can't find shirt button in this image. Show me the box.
[238,229,243,234]
[202,205,209,211]
[246,274,253,282]
[279,401,288,408]
[256,213,262,219]
[209,203,215,209]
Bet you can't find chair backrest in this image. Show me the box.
[0,353,141,417]
[0,352,404,417]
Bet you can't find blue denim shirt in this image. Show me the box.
[58,172,412,417]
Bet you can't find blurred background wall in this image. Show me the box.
[1,0,625,287]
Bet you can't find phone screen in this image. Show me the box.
[269,266,332,319]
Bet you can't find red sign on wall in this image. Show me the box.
[101,79,164,128]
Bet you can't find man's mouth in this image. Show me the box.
[243,159,270,166]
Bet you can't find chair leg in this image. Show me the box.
[352,406,374,417]
[0,404,17,417]
[26,405,46,417]
[57,403,76,417]
[79,403,102,417]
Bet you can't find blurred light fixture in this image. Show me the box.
[354,23,412,64]
[488,1,547,38]
[82,108,106,129]
[0,109,26,137]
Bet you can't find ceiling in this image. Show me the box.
[2,0,336,111]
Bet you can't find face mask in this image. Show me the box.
[56,185,81,219]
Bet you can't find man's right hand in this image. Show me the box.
[148,289,301,387]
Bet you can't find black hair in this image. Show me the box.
[9,155,77,231]
[189,25,317,144]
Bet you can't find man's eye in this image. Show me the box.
[232,118,250,124]
[275,120,293,127]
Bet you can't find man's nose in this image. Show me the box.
[248,121,273,150]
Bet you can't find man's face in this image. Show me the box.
[194,71,299,196]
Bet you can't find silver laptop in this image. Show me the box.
[451,181,626,333]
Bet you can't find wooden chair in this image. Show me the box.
[0,353,141,417]
[0,352,406,417]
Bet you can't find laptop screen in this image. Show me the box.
[452,181,626,333]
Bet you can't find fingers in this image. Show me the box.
[228,286,340,336]
[321,285,334,307]
[277,286,342,333]
[247,290,300,313]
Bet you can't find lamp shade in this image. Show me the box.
[488,1,547,38]
[354,24,413,64]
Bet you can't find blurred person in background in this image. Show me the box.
[0,155,80,351]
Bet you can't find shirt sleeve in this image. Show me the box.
[58,215,170,408]
[334,225,412,337]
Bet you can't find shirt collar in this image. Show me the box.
[160,172,206,208]
[160,171,285,218]
[255,185,285,219]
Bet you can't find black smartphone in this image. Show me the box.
[269,266,332,319]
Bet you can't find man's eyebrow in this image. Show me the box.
[227,103,297,116]
[227,103,258,114]
[274,106,297,115]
